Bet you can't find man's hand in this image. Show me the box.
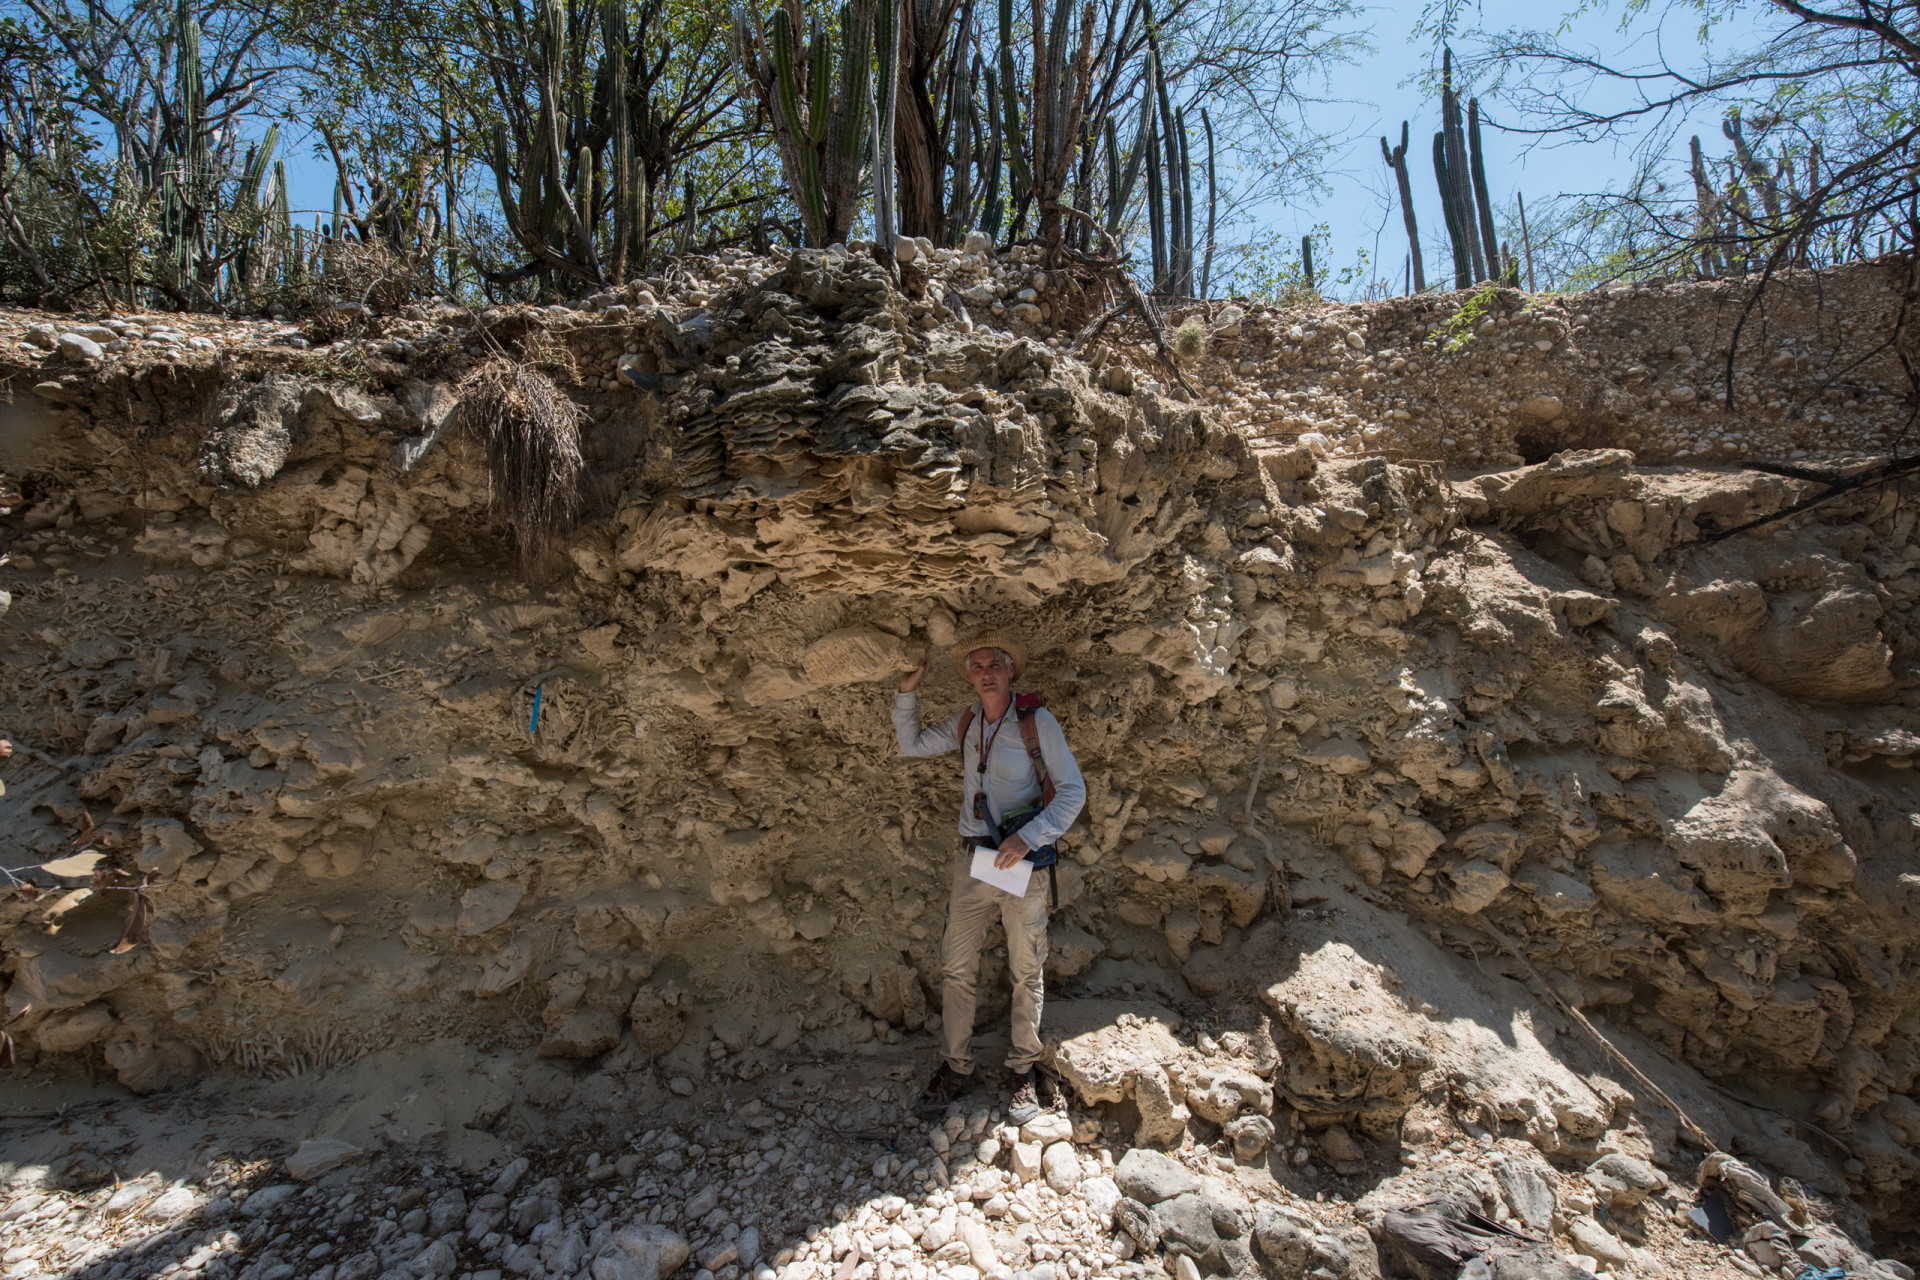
[994,833,1030,870]
[899,648,931,693]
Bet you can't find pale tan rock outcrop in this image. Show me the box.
[3,254,1920,1237]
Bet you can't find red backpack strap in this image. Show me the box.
[1017,706,1056,807]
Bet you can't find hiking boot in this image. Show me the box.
[919,1063,973,1109]
[1006,1069,1040,1125]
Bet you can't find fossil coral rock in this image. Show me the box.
[4,254,1920,1236]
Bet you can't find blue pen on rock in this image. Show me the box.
[531,685,542,733]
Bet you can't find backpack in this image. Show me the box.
[956,691,1062,908]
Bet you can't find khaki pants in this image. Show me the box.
[940,845,1049,1075]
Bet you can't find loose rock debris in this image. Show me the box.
[1,248,1919,1280]
[0,1052,1908,1280]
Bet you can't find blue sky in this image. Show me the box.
[1252,0,1738,294]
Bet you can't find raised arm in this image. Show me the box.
[894,694,964,756]
[894,649,963,756]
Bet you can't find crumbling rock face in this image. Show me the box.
[1658,536,1897,702]
[2,253,1919,1247]
[1041,999,1185,1107]
[611,251,1235,612]
[1263,942,1437,1136]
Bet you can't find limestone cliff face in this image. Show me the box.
[1,251,1918,1236]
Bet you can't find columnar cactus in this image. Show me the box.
[1432,128,1470,290]
[1468,97,1500,281]
[1381,122,1425,293]
[1427,48,1508,289]
[731,0,882,249]
[871,0,900,261]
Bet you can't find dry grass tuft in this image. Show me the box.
[453,358,587,575]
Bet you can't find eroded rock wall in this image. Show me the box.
[2,251,1918,1246]
[1186,259,1911,471]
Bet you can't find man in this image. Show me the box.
[894,628,1086,1121]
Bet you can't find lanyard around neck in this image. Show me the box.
[975,701,1013,775]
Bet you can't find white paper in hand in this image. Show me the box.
[969,846,1034,897]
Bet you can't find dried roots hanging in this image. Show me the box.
[452,359,587,576]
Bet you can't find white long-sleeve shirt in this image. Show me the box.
[894,691,1087,851]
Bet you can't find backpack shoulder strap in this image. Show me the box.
[1017,705,1056,807]
[956,705,976,746]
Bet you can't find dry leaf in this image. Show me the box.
[42,887,92,930]
[41,850,105,878]
[111,892,156,954]
[71,812,95,847]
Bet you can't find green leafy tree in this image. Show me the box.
[290,0,770,297]
[1226,222,1371,303]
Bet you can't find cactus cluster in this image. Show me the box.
[148,14,300,307]
[1688,110,1837,279]
[487,0,602,283]
[1030,2,1220,297]
[479,0,713,289]
[1128,21,1222,297]
[1083,14,1215,297]
[1024,0,1100,252]
[977,0,1092,248]
[730,0,1220,297]
[731,0,892,251]
[1430,49,1515,290]
[156,15,208,297]
[1377,49,1518,294]
[938,34,986,243]
[979,0,1028,242]
[1141,39,1197,295]
[729,0,1230,297]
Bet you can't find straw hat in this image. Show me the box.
[949,628,1027,679]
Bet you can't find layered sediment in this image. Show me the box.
[1,250,1917,1279]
